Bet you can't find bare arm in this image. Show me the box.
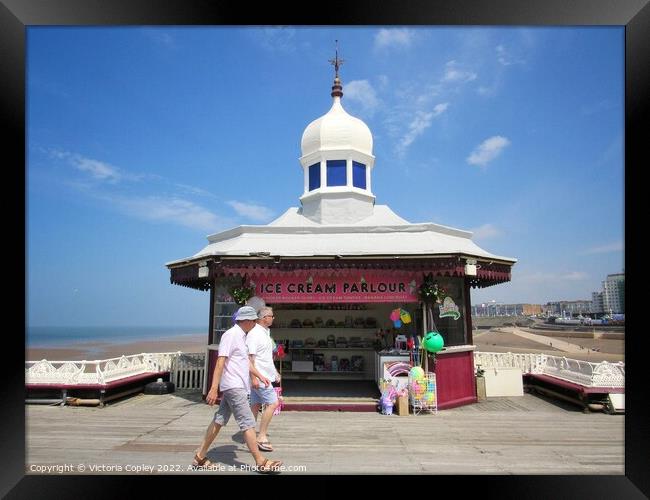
[206,356,226,405]
[248,354,271,388]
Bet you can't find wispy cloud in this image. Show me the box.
[467,136,510,167]
[496,44,525,66]
[442,60,477,84]
[107,195,225,233]
[51,150,126,183]
[252,27,297,52]
[374,28,416,50]
[580,241,624,255]
[345,80,380,115]
[563,271,588,281]
[377,75,390,90]
[517,270,588,284]
[142,29,177,49]
[471,223,501,240]
[48,149,230,233]
[396,103,449,155]
[227,200,275,222]
[173,182,217,199]
[581,99,616,116]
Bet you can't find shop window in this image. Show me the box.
[352,161,366,189]
[433,278,467,347]
[308,163,320,191]
[326,160,346,186]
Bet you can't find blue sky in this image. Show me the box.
[27,26,624,327]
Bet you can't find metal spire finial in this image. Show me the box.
[328,39,345,79]
[328,40,344,98]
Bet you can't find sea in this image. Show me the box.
[26,326,208,348]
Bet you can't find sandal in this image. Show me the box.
[191,453,215,469]
[257,458,282,474]
[257,440,274,452]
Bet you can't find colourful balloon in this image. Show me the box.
[400,310,412,324]
[409,366,425,380]
[423,331,445,353]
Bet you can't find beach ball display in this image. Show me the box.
[423,331,444,353]
[410,380,424,396]
[409,366,425,380]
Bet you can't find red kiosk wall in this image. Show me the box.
[432,350,477,409]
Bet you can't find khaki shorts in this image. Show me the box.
[214,387,256,431]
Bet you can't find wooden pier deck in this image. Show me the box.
[25,390,624,475]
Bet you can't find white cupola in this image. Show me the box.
[298,48,376,224]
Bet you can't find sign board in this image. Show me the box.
[253,272,420,303]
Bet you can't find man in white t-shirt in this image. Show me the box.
[192,306,283,473]
[246,306,281,452]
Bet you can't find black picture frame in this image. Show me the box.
[4,0,645,497]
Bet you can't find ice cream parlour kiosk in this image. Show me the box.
[166,59,516,410]
[169,256,514,410]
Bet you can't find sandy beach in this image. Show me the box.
[26,327,624,364]
[472,328,624,363]
[26,334,207,362]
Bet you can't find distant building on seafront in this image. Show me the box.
[590,272,625,315]
[471,303,542,317]
[542,300,592,317]
[538,272,625,317]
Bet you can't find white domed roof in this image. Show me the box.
[301,96,373,157]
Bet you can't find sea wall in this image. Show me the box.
[522,327,624,340]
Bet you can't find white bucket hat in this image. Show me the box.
[234,305,258,321]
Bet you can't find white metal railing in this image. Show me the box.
[26,352,180,386]
[26,350,623,390]
[171,352,206,389]
[473,351,548,374]
[474,351,625,388]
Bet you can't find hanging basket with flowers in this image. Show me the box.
[229,282,255,306]
[418,273,447,304]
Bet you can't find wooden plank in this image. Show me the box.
[25,392,624,475]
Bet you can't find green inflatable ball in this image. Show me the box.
[423,331,444,353]
[409,366,425,380]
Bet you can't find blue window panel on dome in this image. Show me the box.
[308,163,320,191]
[326,160,347,186]
[352,161,366,189]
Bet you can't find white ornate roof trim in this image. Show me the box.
[164,206,517,266]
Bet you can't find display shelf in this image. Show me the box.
[280,373,375,381]
[286,347,376,351]
[271,306,372,311]
[272,328,378,332]
[282,370,368,374]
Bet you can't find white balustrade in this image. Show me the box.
[27,351,622,390]
[474,351,624,388]
[171,353,206,390]
[26,352,184,386]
